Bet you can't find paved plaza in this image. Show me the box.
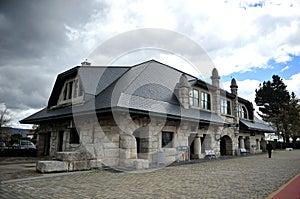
[1,150,300,198]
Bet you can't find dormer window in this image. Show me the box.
[58,78,83,105]
[63,78,83,100]
[189,88,199,107]
[238,104,248,119]
[189,88,211,110]
[201,92,211,110]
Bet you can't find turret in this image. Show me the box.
[230,78,238,95]
[211,68,220,88]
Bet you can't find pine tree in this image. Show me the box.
[255,75,291,143]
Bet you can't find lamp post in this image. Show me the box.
[279,132,282,149]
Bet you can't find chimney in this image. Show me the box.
[81,59,91,66]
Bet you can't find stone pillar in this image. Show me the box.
[194,134,201,159]
[176,74,191,109]
[239,137,245,148]
[119,133,137,160]
[211,68,221,115]
[257,139,261,150]
[231,78,239,139]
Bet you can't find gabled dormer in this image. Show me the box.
[57,76,84,106]
[47,66,84,109]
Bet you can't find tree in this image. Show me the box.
[0,105,11,141]
[255,75,291,143]
[288,92,300,146]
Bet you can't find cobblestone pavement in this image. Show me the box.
[1,150,300,198]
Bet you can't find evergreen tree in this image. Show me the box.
[255,75,291,142]
[288,92,300,146]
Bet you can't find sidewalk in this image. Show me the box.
[0,156,50,181]
[1,151,300,198]
[267,172,300,199]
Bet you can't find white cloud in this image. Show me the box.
[222,78,261,115]
[280,66,289,72]
[285,73,300,97]
[60,1,300,76]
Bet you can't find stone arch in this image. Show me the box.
[220,135,233,155]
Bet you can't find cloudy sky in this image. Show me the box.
[0,0,300,129]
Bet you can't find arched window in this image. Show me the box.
[242,106,248,119]
[238,104,248,119]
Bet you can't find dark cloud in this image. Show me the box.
[0,0,107,65]
[0,0,109,126]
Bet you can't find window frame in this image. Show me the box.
[189,88,199,107]
[220,98,231,115]
[161,131,174,148]
[238,104,248,119]
[201,91,211,110]
[189,88,211,110]
[58,77,84,105]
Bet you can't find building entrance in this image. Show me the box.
[220,135,233,155]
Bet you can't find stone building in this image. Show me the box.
[21,60,273,172]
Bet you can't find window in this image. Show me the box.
[242,106,248,119]
[162,131,173,148]
[201,92,211,110]
[69,128,80,144]
[189,88,199,107]
[62,78,83,101]
[189,88,211,110]
[238,104,248,119]
[220,98,231,115]
[73,79,83,98]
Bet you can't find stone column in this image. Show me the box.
[239,137,245,148]
[194,134,201,159]
[211,68,221,115]
[119,133,137,160]
[257,139,261,150]
[176,74,191,109]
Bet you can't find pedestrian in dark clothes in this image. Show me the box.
[266,142,273,158]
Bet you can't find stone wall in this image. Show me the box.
[37,112,265,172]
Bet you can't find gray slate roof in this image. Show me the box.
[21,59,273,132]
[240,117,274,133]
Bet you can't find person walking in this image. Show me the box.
[266,142,273,158]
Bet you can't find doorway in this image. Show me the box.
[220,135,233,155]
[57,131,64,152]
[43,132,51,156]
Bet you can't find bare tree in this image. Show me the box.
[0,105,11,141]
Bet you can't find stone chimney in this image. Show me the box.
[175,74,191,109]
[81,59,91,66]
[230,78,238,95]
[211,68,220,88]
